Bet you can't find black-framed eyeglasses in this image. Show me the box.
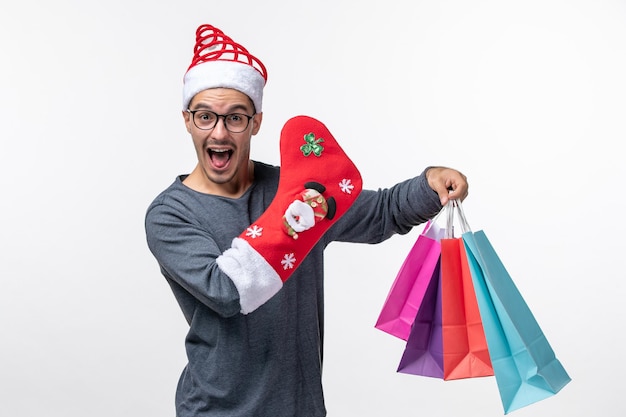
[186,109,254,133]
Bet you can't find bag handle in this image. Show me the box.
[423,204,445,235]
[445,199,471,238]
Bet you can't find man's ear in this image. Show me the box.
[182,110,192,133]
[251,112,263,135]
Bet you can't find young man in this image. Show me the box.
[145,24,468,416]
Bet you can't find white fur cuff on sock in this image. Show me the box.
[216,237,283,314]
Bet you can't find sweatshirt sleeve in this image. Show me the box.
[326,169,443,244]
[145,202,242,319]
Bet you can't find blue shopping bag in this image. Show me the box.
[462,227,571,414]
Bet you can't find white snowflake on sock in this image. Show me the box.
[281,253,296,270]
[245,225,263,238]
[339,178,355,194]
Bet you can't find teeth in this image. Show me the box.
[208,149,233,163]
[208,149,233,157]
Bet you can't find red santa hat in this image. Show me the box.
[182,24,268,112]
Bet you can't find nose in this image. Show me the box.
[212,115,230,137]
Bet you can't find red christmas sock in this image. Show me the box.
[217,115,362,313]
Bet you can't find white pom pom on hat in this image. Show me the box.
[182,24,268,112]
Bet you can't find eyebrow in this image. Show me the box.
[191,103,252,113]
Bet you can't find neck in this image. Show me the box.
[183,160,255,198]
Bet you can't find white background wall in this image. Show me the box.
[1,0,624,416]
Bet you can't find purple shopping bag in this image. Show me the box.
[375,221,444,340]
[396,259,444,378]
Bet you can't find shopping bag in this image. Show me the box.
[375,220,445,340]
[439,201,493,380]
[397,201,492,380]
[396,258,444,378]
[461,205,571,413]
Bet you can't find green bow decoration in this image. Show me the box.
[300,133,325,157]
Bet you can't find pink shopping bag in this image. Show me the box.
[375,221,445,340]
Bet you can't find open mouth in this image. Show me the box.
[208,148,233,169]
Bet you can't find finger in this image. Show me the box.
[447,181,468,201]
[436,185,451,206]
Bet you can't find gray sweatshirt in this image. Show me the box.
[145,161,442,417]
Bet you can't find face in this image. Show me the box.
[183,88,262,196]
